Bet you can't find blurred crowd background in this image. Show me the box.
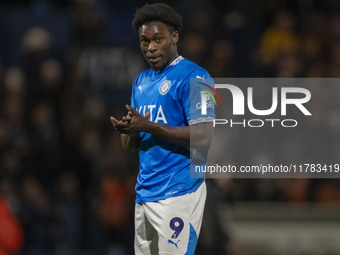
[0,0,340,255]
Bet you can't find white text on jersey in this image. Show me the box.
[138,105,168,124]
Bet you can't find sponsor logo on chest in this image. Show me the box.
[138,105,167,124]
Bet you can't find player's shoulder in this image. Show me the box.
[134,68,152,81]
[132,68,154,89]
[177,58,211,78]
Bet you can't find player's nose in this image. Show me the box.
[148,41,157,52]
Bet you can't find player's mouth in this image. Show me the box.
[148,56,161,64]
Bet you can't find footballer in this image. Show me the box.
[111,3,215,254]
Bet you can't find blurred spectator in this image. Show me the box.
[180,33,208,66]
[0,178,23,255]
[20,176,51,255]
[301,12,329,64]
[206,39,233,77]
[276,52,303,77]
[96,170,135,255]
[258,11,300,76]
[29,101,64,184]
[2,67,26,126]
[21,27,52,93]
[51,172,83,255]
[38,59,63,108]
[260,11,300,62]
[198,179,237,255]
[71,0,107,48]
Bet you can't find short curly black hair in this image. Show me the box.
[132,3,182,34]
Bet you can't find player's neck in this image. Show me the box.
[168,53,179,65]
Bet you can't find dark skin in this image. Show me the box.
[110,21,213,151]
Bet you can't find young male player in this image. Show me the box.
[110,3,215,254]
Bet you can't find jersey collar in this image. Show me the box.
[169,56,184,66]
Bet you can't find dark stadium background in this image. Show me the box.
[0,0,339,255]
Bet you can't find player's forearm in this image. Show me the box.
[121,133,140,152]
[143,122,213,149]
[144,122,190,146]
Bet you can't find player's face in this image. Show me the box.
[138,21,179,71]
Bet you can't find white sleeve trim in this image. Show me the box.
[188,117,215,125]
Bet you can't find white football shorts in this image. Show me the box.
[134,181,207,255]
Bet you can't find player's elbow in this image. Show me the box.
[122,143,139,152]
[190,122,213,150]
[190,132,212,150]
[195,136,212,150]
[121,134,140,152]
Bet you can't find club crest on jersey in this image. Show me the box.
[159,80,171,95]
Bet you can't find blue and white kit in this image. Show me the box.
[131,56,215,254]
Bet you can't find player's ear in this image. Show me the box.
[172,31,179,44]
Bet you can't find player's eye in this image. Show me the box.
[140,39,148,44]
[155,37,163,43]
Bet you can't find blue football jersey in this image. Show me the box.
[131,57,215,203]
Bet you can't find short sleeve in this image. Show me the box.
[180,69,216,125]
